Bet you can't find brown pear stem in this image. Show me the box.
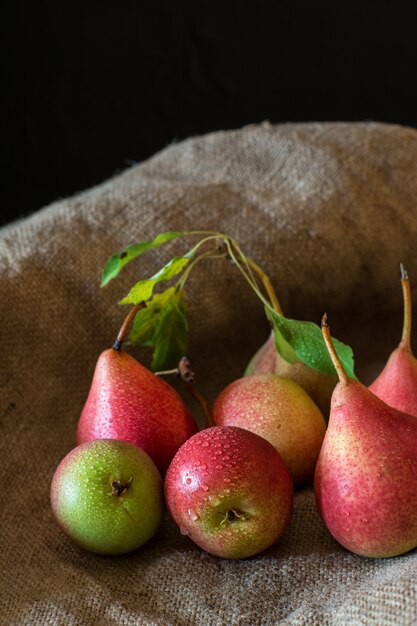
[188,387,214,428]
[156,357,214,428]
[321,314,349,385]
[113,302,146,351]
[110,476,133,497]
[178,357,214,428]
[400,263,412,351]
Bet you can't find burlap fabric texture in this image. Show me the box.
[1,122,417,625]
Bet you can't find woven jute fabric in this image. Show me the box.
[1,122,417,625]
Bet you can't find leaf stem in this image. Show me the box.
[188,234,222,256]
[186,231,281,310]
[187,230,222,237]
[154,368,179,376]
[244,256,283,314]
[176,250,227,290]
[321,314,349,384]
[223,240,266,303]
[229,239,261,290]
[113,302,146,350]
[400,263,412,351]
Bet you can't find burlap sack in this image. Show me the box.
[1,122,417,625]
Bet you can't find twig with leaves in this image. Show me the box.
[101,230,356,378]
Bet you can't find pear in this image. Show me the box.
[76,305,198,475]
[245,331,337,416]
[213,373,326,486]
[315,315,417,558]
[369,265,417,417]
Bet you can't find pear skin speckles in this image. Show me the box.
[315,380,417,557]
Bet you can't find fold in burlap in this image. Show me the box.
[1,122,417,625]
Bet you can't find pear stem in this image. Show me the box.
[400,263,412,351]
[321,314,349,385]
[155,357,214,428]
[113,302,146,351]
[178,357,214,428]
[110,476,133,497]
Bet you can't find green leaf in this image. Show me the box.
[119,254,192,305]
[129,287,178,346]
[273,325,299,365]
[128,287,188,371]
[101,231,185,286]
[267,308,356,379]
[151,296,188,371]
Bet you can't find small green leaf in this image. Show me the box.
[129,287,178,346]
[128,287,188,371]
[151,297,188,371]
[268,309,356,379]
[119,254,192,305]
[120,279,158,304]
[101,231,185,286]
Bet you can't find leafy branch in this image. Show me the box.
[101,230,356,378]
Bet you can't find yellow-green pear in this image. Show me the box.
[245,331,337,416]
[213,374,326,485]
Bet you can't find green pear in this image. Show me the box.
[51,439,163,555]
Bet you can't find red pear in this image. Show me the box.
[369,265,417,416]
[165,426,293,559]
[77,306,197,474]
[315,316,417,558]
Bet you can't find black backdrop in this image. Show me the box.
[3,2,417,226]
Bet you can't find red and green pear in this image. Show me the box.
[77,306,197,475]
[369,265,417,417]
[315,316,417,558]
[165,426,293,559]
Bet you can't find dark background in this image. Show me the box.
[3,2,417,226]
